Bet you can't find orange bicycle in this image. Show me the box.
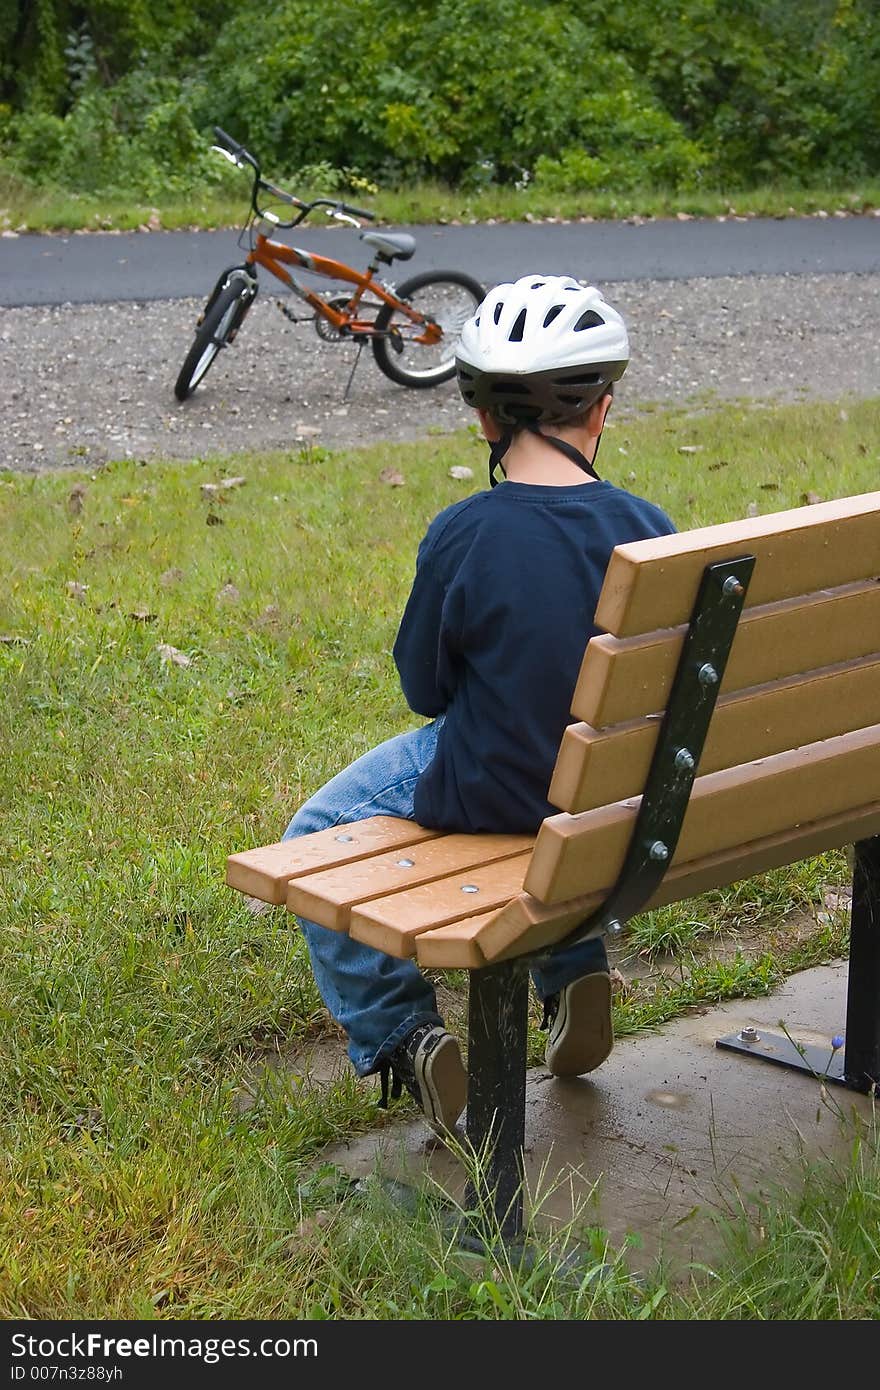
[174,127,485,401]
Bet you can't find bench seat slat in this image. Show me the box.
[412,913,501,969]
[527,724,880,905]
[574,580,880,728]
[225,817,440,904]
[551,652,880,813]
[286,832,533,931]
[595,490,880,637]
[469,799,880,965]
[346,852,534,958]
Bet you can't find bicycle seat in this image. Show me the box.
[360,231,416,263]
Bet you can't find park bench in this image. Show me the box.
[227,488,880,1241]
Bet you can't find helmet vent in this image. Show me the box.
[509,308,528,342]
[491,380,530,394]
[493,301,503,324]
[574,310,605,332]
[543,305,564,327]
[530,281,545,289]
[559,371,601,385]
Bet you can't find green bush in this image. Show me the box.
[533,89,707,193]
[0,0,877,196]
[4,65,224,196]
[8,109,67,179]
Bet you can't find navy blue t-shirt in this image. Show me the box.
[393,478,676,833]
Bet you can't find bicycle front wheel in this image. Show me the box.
[371,270,484,388]
[174,276,257,401]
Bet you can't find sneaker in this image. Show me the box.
[541,971,613,1078]
[379,1022,467,1135]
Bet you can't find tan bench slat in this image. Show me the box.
[347,852,534,958]
[527,724,880,905]
[552,653,880,813]
[595,491,880,637]
[286,833,533,931]
[574,580,880,728]
[415,913,501,969]
[475,800,880,963]
[477,895,601,964]
[225,817,440,904]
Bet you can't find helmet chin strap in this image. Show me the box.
[488,422,602,488]
[488,431,513,487]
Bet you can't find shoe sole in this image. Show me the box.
[545,972,613,1078]
[415,1032,468,1134]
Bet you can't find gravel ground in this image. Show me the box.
[2,271,878,473]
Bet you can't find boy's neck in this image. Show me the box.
[501,427,601,486]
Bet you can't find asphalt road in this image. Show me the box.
[1,213,878,307]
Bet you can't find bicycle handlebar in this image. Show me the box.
[308,197,376,221]
[212,127,376,225]
[261,178,308,210]
[213,125,258,171]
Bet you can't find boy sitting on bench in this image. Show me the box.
[281,274,676,1134]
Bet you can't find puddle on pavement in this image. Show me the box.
[644,1089,692,1109]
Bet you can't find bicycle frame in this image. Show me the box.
[248,232,442,344]
[174,128,482,403]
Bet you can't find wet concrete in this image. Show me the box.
[297,961,876,1274]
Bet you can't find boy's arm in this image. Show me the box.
[393,564,450,716]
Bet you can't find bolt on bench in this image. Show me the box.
[228,489,880,1240]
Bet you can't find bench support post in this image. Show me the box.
[547,553,755,954]
[465,960,529,1241]
[843,835,880,1091]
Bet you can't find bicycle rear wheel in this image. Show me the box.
[174,275,257,401]
[371,270,484,388]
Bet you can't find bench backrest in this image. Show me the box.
[227,490,880,972]
[417,490,880,964]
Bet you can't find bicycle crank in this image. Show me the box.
[275,298,314,325]
[313,297,356,342]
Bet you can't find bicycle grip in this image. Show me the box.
[342,203,376,220]
[213,126,246,158]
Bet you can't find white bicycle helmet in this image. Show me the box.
[455,274,629,425]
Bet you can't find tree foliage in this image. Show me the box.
[1,0,877,195]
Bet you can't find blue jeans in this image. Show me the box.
[283,719,608,1076]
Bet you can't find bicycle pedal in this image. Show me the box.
[276,298,310,323]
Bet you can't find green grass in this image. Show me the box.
[623,853,839,963]
[660,1121,880,1319]
[2,164,879,232]
[1,397,879,1318]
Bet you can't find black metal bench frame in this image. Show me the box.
[462,555,880,1241]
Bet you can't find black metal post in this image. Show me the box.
[551,554,755,954]
[465,960,529,1240]
[843,836,880,1092]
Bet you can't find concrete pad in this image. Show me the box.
[319,960,876,1273]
